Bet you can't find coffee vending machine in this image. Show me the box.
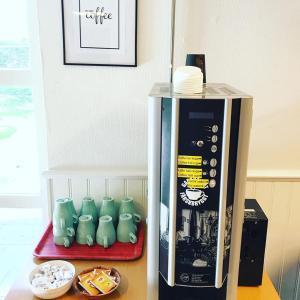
[148,83,253,300]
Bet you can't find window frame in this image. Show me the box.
[0,0,47,207]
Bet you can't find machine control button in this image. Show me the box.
[209,179,216,188]
[210,169,217,178]
[210,158,217,167]
[196,140,204,148]
[211,135,218,143]
[211,145,217,153]
[212,125,218,133]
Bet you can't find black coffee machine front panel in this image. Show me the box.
[175,99,225,287]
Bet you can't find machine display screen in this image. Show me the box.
[189,112,214,120]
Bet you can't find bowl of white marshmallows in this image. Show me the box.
[29,260,75,299]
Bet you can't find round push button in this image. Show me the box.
[211,145,217,153]
[209,179,216,188]
[212,125,218,133]
[211,135,218,143]
[210,169,217,178]
[210,158,217,167]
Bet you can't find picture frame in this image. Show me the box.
[61,0,137,67]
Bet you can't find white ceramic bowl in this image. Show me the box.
[29,260,75,299]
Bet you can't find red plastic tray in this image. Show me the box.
[33,222,145,260]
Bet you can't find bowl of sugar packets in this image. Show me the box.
[73,266,121,298]
[29,260,75,299]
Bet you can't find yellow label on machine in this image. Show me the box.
[187,178,209,189]
[178,168,202,178]
[178,155,202,166]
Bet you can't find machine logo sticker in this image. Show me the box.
[180,179,208,206]
[180,181,208,206]
[180,189,208,206]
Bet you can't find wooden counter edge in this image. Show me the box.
[5,251,280,300]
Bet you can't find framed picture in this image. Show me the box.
[61,0,137,67]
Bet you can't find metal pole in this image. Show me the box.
[169,0,176,83]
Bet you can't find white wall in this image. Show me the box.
[37,0,171,171]
[174,0,300,173]
[37,0,300,174]
[246,179,300,300]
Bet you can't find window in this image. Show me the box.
[0,0,41,197]
[0,0,30,69]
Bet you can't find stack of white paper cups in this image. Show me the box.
[173,66,203,94]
